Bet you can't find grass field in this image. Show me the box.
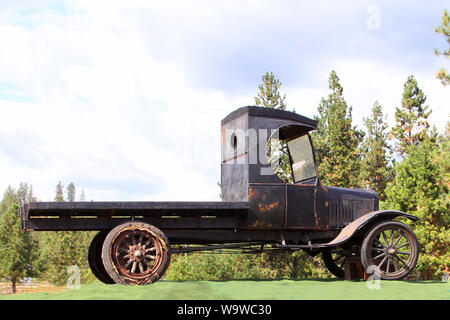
[1,279,448,300]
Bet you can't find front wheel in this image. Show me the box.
[361,220,419,280]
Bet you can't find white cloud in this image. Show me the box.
[0,3,249,201]
[0,1,448,202]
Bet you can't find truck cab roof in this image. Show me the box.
[221,106,317,129]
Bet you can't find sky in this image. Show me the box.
[0,0,448,202]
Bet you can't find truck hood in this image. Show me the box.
[326,186,379,228]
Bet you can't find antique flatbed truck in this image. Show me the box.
[20,106,419,285]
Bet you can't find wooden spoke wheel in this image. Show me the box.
[322,247,348,278]
[361,220,418,280]
[88,230,115,284]
[101,222,171,285]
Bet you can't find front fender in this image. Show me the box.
[320,210,418,248]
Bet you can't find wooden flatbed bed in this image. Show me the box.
[21,201,249,231]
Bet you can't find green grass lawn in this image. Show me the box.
[1,279,448,300]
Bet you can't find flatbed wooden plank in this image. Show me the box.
[25,201,249,217]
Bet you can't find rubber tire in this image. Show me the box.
[322,248,345,279]
[361,220,418,280]
[88,231,115,284]
[101,221,171,285]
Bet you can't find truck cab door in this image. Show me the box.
[286,183,316,228]
[285,134,328,229]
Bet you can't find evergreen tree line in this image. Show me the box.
[0,182,95,293]
[312,71,448,280]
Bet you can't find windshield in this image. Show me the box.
[287,134,316,183]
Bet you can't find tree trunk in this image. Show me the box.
[11,279,16,294]
[292,257,298,279]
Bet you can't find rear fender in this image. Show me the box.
[320,210,418,248]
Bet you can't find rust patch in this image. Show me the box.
[257,201,280,213]
[248,187,258,199]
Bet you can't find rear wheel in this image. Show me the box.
[361,220,418,280]
[88,231,115,284]
[101,222,171,285]
[322,247,347,278]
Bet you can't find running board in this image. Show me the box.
[276,244,324,250]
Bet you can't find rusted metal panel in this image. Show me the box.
[221,112,248,163]
[315,185,329,230]
[327,187,378,229]
[247,183,285,228]
[221,112,249,202]
[329,200,354,228]
[221,163,248,202]
[286,184,315,228]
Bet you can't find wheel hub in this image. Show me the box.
[386,247,397,256]
[129,244,145,262]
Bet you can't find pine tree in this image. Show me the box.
[0,186,18,214]
[39,228,93,285]
[26,185,36,203]
[0,204,39,293]
[254,71,287,110]
[67,183,76,202]
[255,71,292,182]
[311,70,364,188]
[434,9,449,86]
[79,189,86,201]
[390,75,431,157]
[17,182,29,204]
[359,102,391,200]
[1,184,36,215]
[38,182,94,285]
[384,136,449,279]
[55,181,64,202]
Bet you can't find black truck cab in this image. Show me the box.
[221,106,378,231]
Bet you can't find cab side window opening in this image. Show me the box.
[267,129,316,184]
[267,138,293,183]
